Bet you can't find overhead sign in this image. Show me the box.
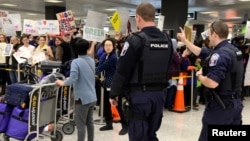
[187,12,197,20]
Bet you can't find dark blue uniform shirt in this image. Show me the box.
[199,40,237,94]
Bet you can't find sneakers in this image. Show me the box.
[99,125,113,131]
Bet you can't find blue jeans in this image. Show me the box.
[9,70,18,84]
[164,86,177,109]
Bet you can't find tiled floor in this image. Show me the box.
[2,97,250,141]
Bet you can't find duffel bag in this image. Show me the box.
[0,102,13,132]
[5,106,29,140]
[6,106,43,140]
[4,83,33,108]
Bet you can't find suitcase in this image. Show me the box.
[0,102,13,132]
[4,83,33,108]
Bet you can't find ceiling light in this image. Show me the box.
[239,0,250,1]
[27,13,37,16]
[200,11,217,14]
[104,8,117,11]
[46,0,64,3]
[0,3,17,7]
[229,16,242,19]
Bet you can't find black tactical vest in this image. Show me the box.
[129,32,173,86]
[204,47,244,93]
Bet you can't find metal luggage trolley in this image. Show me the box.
[25,83,63,141]
[57,85,75,135]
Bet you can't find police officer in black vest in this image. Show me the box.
[177,20,244,141]
[109,2,173,141]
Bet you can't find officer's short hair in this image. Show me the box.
[75,38,90,55]
[210,20,229,39]
[136,2,155,22]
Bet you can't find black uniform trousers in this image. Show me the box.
[128,90,164,141]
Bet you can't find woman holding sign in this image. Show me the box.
[32,36,54,64]
[32,36,54,77]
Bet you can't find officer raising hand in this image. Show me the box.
[177,20,244,141]
[177,27,202,56]
[109,2,173,141]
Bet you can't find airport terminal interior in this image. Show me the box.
[1,0,250,141]
[0,97,249,141]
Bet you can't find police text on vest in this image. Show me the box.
[150,43,168,48]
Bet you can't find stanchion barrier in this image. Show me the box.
[111,105,120,122]
[94,73,105,125]
[172,72,189,113]
[0,68,24,72]
[172,75,192,80]
[187,66,197,111]
[17,64,21,82]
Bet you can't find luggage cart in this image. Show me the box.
[25,83,63,141]
[57,85,75,135]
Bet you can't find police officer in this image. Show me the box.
[177,20,244,141]
[109,2,173,141]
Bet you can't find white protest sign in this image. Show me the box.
[117,9,130,34]
[83,26,105,42]
[37,20,59,35]
[244,56,250,86]
[0,17,16,36]
[157,15,165,31]
[85,10,107,29]
[13,48,32,64]
[32,51,47,64]
[23,19,38,35]
[244,21,250,39]
[0,10,9,33]
[2,44,13,56]
[0,43,7,63]
[201,30,209,40]
[9,14,22,31]
[128,17,137,35]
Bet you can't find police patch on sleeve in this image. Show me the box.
[120,41,129,56]
[209,53,220,67]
